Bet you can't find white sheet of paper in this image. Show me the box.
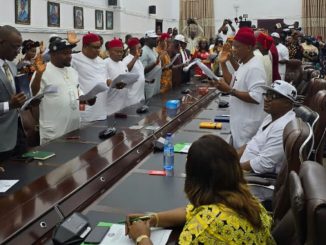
[100,224,172,245]
[146,65,162,82]
[196,60,220,80]
[0,180,19,192]
[110,73,139,88]
[79,83,108,101]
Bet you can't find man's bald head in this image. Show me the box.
[0,25,21,40]
[0,25,22,61]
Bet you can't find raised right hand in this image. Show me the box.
[10,92,27,109]
[34,53,46,74]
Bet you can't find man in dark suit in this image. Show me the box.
[0,25,26,161]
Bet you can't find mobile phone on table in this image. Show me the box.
[84,226,109,244]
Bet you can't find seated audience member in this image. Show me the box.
[217,27,267,148]
[122,38,145,106]
[105,38,129,115]
[17,39,39,77]
[140,31,161,99]
[271,32,289,80]
[31,38,96,144]
[256,33,273,86]
[71,33,109,123]
[0,25,27,161]
[238,80,297,174]
[126,135,275,244]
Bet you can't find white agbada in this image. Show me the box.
[230,55,267,148]
[261,54,273,86]
[276,43,289,80]
[122,54,145,106]
[240,110,295,174]
[72,52,108,122]
[35,62,80,144]
[140,45,161,99]
[105,57,129,115]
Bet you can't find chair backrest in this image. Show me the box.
[309,90,326,164]
[299,161,326,245]
[272,118,313,223]
[294,105,319,130]
[303,78,326,106]
[273,162,326,245]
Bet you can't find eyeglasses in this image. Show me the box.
[263,91,284,100]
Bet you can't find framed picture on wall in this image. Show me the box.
[47,2,60,27]
[106,11,113,30]
[73,6,84,29]
[15,0,31,25]
[95,10,104,30]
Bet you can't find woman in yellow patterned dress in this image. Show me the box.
[156,33,172,93]
[126,135,275,245]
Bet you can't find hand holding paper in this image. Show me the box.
[79,83,108,101]
[110,73,139,88]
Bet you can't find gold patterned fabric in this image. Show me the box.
[302,0,326,38]
[179,203,275,245]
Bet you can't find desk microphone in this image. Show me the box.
[136,98,150,114]
[99,121,117,139]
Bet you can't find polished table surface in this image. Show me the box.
[0,83,230,244]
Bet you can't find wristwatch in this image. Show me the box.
[229,88,237,96]
[136,235,149,244]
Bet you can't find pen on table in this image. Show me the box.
[118,215,151,224]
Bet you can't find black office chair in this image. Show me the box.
[272,161,326,244]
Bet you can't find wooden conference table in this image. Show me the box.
[0,82,231,244]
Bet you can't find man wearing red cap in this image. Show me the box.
[256,33,273,85]
[104,38,129,115]
[122,38,145,106]
[217,27,267,148]
[71,33,109,122]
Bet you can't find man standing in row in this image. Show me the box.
[71,33,108,123]
[0,25,26,160]
[105,38,129,115]
[140,31,161,99]
[122,38,145,106]
[271,32,289,80]
[217,27,267,148]
[31,38,96,144]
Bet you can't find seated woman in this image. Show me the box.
[126,135,275,244]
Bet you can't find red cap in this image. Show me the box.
[234,27,256,47]
[160,33,170,40]
[256,33,274,50]
[83,33,100,46]
[106,38,124,49]
[127,38,140,48]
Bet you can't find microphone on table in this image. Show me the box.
[136,98,151,114]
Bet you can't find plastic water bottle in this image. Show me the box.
[163,133,174,174]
